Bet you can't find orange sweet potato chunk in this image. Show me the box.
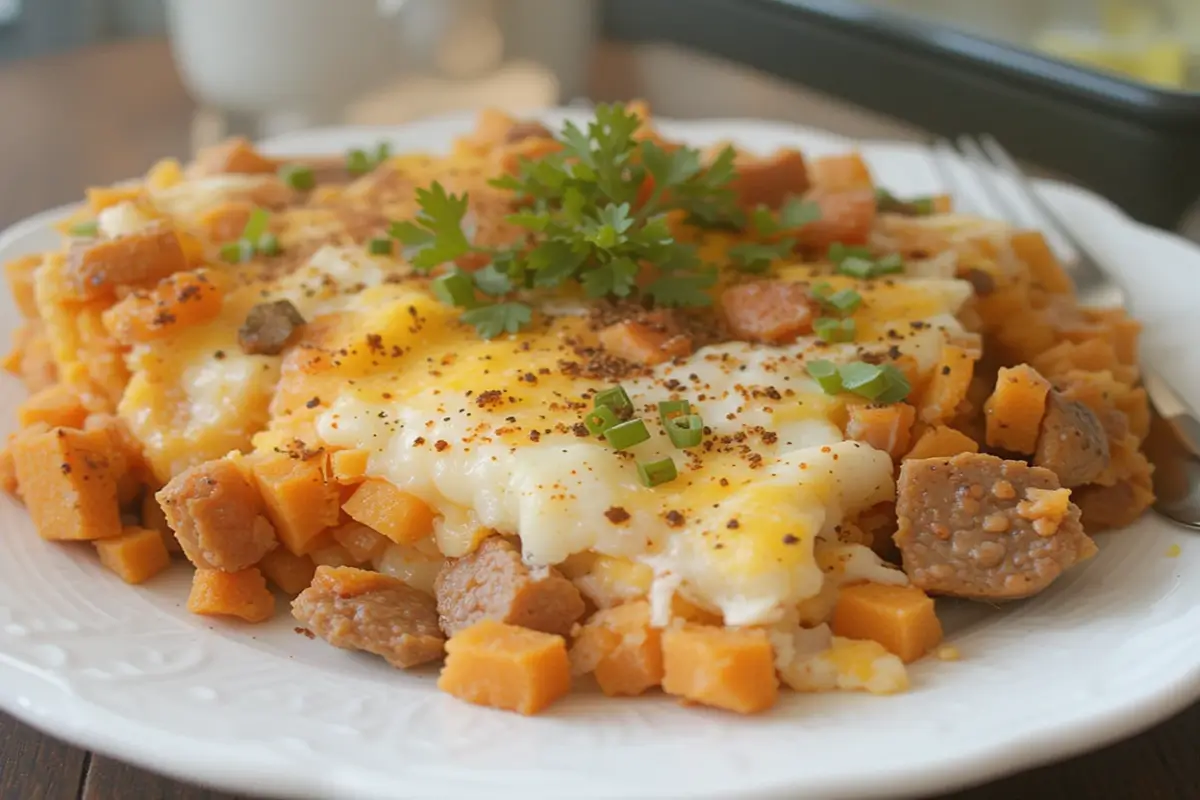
[598,320,692,366]
[65,225,188,301]
[903,425,979,461]
[187,568,276,623]
[984,364,1052,454]
[570,601,663,696]
[1011,230,1073,294]
[330,449,370,484]
[196,201,254,243]
[17,384,89,429]
[845,403,916,460]
[102,269,224,344]
[809,152,873,192]
[918,343,975,426]
[94,525,172,585]
[661,626,778,714]
[438,619,572,715]
[6,254,42,318]
[192,137,278,176]
[341,479,435,545]
[830,582,943,663]
[331,521,390,563]
[258,547,317,595]
[252,454,340,555]
[11,427,123,541]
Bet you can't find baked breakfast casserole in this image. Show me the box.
[1,104,1153,715]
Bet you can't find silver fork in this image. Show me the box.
[934,135,1200,529]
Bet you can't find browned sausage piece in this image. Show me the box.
[66,226,188,301]
[730,149,810,210]
[292,565,445,669]
[156,459,277,571]
[599,319,693,366]
[238,300,306,355]
[1034,392,1110,488]
[434,536,585,637]
[720,280,815,344]
[895,452,1095,600]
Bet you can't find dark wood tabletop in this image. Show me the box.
[1,37,1198,800]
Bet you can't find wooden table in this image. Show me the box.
[2,37,1199,800]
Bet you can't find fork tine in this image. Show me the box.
[954,135,1031,227]
[978,134,1082,249]
[931,139,976,213]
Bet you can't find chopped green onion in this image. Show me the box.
[838,362,888,400]
[874,253,905,275]
[826,288,862,314]
[910,197,936,215]
[220,240,255,264]
[814,317,856,343]
[828,243,872,265]
[346,148,372,175]
[658,399,691,425]
[242,208,270,242]
[69,220,99,237]
[375,141,392,164]
[810,281,832,302]
[594,385,633,415]
[585,405,620,435]
[806,359,843,394]
[837,256,876,279]
[604,418,650,450]
[667,413,704,449]
[637,457,678,487]
[432,271,475,308]
[874,364,912,404]
[279,163,315,191]
[256,233,281,257]
[367,237,393,256]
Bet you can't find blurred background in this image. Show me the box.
[1,0,1199,235]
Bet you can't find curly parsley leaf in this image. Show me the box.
[460,302,532,339]
[581,256,639,298]
[472,263,514,296]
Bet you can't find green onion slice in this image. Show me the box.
[69,220,99,237]
[346,148,372,175]
[256,233,281,257]
[874,253,905,275]
[375,141,392,163]
[220,240,255,264]
[279,163,315,191]
[594,385,633,415]
[367,237,393,256]
[814,317,856,343]
[828,243,873,265]
[910,197,936,216]
[667,413,704,449]
[838,362,888,400]
[810,281,833,302]
[432,271,475,308]
[874,364,912,404]
[837,256,875,279]
[806,359,843,394]
[604,418,650,450]
[658,399,691,425]
[637,457,678,487]
[826,288,862,314]
[241,208,270,242]
[585,405,620,435]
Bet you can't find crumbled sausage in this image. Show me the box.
[1034,392,1110,488]
[720,280,815,344]
[66,226,188,301]
[434,536,585,637]
[238,300,305,355]
[598,316,693,366]
[292,566,445,668]
[156,459,277,571]
[894,452,1095,600]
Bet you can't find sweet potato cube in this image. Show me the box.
[341,479,434,544]
[252,454,340,555]
[330,449,369,484]
[845,403,916,460]
[830,582,943,663]
[6,254,41,317]
[331,521,390,563]
[94,525,171,584]
[918,343,975,426]
[196,201,254,243]
[17,384,89,429]
[65,226,188,301]
[598,320,692,366]
[809,152,873,192]
[187,568,276,623]
[984,364,1051,454]
[11,427,123,541]
[438,620,571,715]
[570,601,663,696]
[903,425,979,461]
[102,269,224,344]
[661,626,778,714]
[193,137,278,176]
[1011,230,1073,294]
[258,547,317,595]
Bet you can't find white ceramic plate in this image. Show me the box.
[0,111,1197,800]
